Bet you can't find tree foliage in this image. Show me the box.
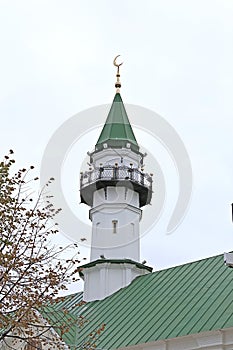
[0,151,83,349]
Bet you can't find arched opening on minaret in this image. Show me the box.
[112,220,118,234]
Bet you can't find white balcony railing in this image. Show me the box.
[80,166,152,191]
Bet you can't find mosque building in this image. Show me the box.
[54,57,233,350]
[2,57,233,350]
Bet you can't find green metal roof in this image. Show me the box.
[41,293,84,347]
[95,93,139,153]
[45,254,233,349]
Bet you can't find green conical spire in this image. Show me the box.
[95,93,139,152]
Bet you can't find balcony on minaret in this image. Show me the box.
[80,164,152,208]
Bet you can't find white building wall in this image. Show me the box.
[90,187,141,261]
[117,328,233,350]
[91,147,142,168]
[83,262,150,302]
[0,315,69,350]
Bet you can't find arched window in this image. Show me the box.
[112,220,118,233]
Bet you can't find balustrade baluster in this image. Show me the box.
[141,172,144,186]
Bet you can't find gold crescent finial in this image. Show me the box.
[113,55,123,68]
[113,55,123,93]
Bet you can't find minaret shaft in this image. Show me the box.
[90,183,141,261]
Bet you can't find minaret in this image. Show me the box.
[79,56,153,301]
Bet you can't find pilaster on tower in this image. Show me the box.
[79,56,153,301]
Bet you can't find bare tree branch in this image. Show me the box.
[0,151,91,349]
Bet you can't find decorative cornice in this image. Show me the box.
[78,258,153,279]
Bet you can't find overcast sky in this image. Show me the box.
[1,1,233,290]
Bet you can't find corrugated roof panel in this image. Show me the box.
[125,261,208,345]
[45,254,233,350]
[160,257,224,338]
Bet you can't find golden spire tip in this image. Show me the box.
[113,55,123,93]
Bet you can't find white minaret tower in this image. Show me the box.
[79,56,153,301]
